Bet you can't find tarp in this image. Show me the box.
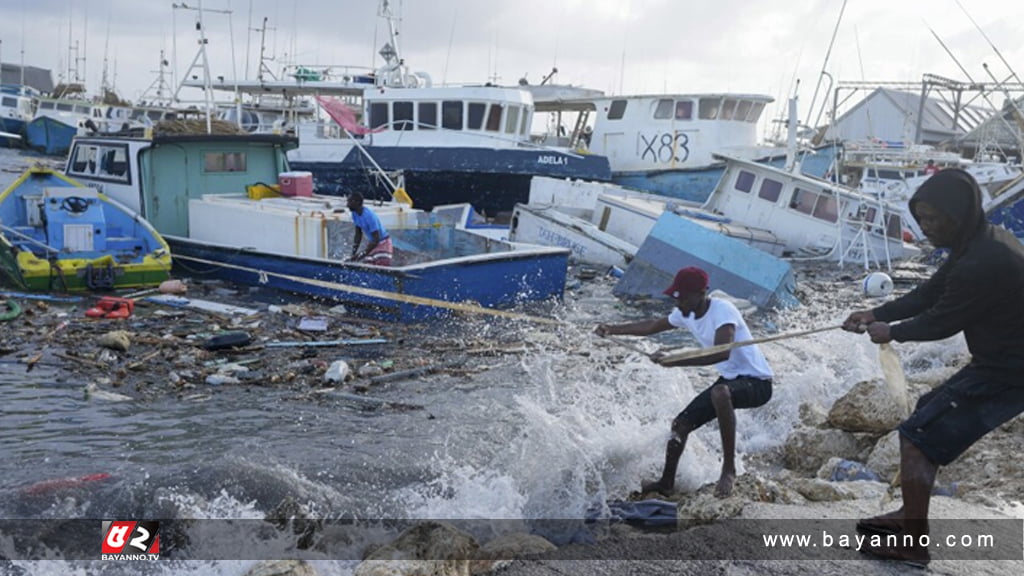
[314,96,384,136]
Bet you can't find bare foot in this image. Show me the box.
[714,472,735,498]
[641,479,673,496]
[856,509,904,535]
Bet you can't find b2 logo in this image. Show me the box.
[102,521,160,556]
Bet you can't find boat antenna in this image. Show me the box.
[803,0,847,132]
[954,0,1023,86]
[443,9,456,85]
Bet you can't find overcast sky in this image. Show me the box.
[2,0,1022,135]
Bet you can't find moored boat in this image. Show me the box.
[63,132,571,321]
[0,166,171,291]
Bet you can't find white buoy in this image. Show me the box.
[863,272,894,297]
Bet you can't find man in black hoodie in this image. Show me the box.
[842,168,1024,567]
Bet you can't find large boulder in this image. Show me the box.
[470,533,557,574]
[866,430,902,483]
[827,379,906,433]
[783,428,863,474]
[355,521,479,576]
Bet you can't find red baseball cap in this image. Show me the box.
[664,267,709,298]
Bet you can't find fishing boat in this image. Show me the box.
[185,0,612,218]
[25,95,105,156]
[831,138,1024,239]
[0,166,171,292]
[532,91,836,204]
[62,132,571,321]
[1,85,35,147]
[506,176,787,271]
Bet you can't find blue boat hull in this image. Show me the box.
[166,234,570,322]
[610,145,837,204]
[614,212,798,308]
[26,117,77,156]
[289,146,612,217]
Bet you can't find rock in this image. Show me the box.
[242,559,317,576]
[324,360,351,383]
[675,475,799,527]
[355,521,479,576]
[470,533,557,574]
[866,430,902,482]
[827,379,905,433]
[783,428,863,474]
[97,330,132,352]
[790,477,890,503]
[797,402,828,428]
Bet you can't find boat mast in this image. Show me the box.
[172,0,232,133]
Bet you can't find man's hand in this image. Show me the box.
[842,310,876,333]
[649,349,668,364]
[594,324,611,337]
[866,321,893,344]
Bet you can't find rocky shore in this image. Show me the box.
[5,256,1024,576]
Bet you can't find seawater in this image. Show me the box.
[0,147,969,575]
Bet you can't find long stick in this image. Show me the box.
[657,324,844,364]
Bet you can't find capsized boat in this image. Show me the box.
[0,166,171,291]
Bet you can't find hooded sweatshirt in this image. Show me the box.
[872,168,1024,375]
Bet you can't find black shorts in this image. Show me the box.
[676,376,773,430]
[899,364,1024,466]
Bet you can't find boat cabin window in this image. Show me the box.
[735,100,752,122]
[442,101,463,130]
[748,102,766,123]
[467,103,486,130]
[519,108,530,135]
[654,99,673,119]
[675,100,693,120]
[790,188,816,214]
[67,143,131,182]
[757,178,782,202]
[734,170,756,193]
[699,98,721,120]
[1,96,14,107]
[720,99,738,120]
[369,102,389,129]
[485,103,503,132]
[393,101,414,131]
[57,103,74,112]
[204,152,247,173]
[813,195,838,222]
[789,187,838,222]
[607,100,627,120]
[505,106,520,134]
[885,213,902,238]
[418,102,437,129]
[39,101,55,110]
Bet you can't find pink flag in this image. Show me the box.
[315,96,384,135]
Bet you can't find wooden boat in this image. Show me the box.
[62,133,571,322]
[0,166,171,291]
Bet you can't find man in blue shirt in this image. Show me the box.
[347,192,393,266]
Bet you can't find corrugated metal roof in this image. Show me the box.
[835,87,993,140]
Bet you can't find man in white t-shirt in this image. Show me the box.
[595,266,774,498]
